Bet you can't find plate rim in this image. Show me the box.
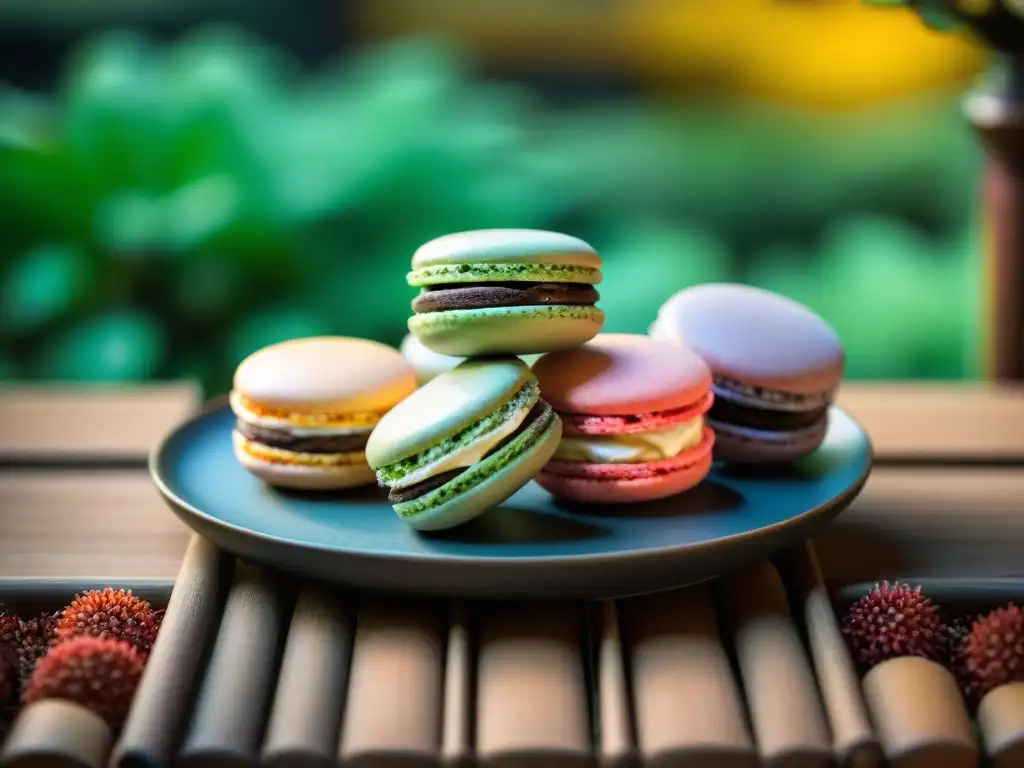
[150,397,874,571]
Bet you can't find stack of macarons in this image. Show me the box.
[230,228,845,532]
[368,229,604,529]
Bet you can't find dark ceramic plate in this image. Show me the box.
[151,402,872,599]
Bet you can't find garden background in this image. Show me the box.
[0,0,988,394]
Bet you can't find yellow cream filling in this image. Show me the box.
[554,417,704,464]
[230,391,383,433]
[234,432,366,467]
[388,397,535,490]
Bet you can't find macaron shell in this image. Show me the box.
[534,333,712,416]
[562,391,713,436]
[233,442,377,490]
[710,414,828,464]
[234,336,416,412]
[413,229,601,269]
[399,333,464,384]
[409,305,604,357]
[408,262,601,287]
[537,428,713,504]
[652,283,844,395]
[366,357,532,469]
[537,451,712,504]
[402,412,562,531]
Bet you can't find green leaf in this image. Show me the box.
[160,175,243,252]
[0,243,93,333]
[0,144,81,237]
[918,8,960,30]
[93,190,162,257]
[596,220,733,334]
[170,254,244,323]
[33,310,166,381]
[61,31,165,192]
[818,217,969,378]
[162,24,295,115]
[0,85,56,149]
[157,27,290,193]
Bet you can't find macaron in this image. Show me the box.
[366,357,562,531]
[650,283,845,464]
[406,229,605,356]
[231,337,416,490]
[398,334,543,386]
[533,334,715,504]
[400,333,464,385]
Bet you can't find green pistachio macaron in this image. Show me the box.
[406,229,605,357]
[366,356,562,531]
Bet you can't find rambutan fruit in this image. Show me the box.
[0,612,17,638]
[841,581,945,669]
[54,588,159,657]
[0,612,59,683]
[23,636,144,730]
[0,613,22,740]
[966,603,1024,699]
[0,641,16,703]
[944,615,977,703]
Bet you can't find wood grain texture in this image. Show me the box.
[817,468,1024,582]
[836,382,1024,460]
[621,586,753,768]
[860,657,977,768]
[338,602,445,767]
[0,383,200,460]
[475,603,592,768]
[2,381,1021,462]
[0,472,189,579]
[1,382,1023,583]
[718,562,832,768]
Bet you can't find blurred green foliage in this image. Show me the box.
[0,26,984,393]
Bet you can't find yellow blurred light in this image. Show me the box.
[627,0,987,108]
[354,0,988,110]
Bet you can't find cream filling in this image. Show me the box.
[554,417,704,464]
[230,391,377,436]
[388,399,535,491]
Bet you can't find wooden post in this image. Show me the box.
[965,55,1024,379]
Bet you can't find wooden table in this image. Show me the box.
[0,381,1021,582]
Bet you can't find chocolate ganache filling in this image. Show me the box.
[387,400,551,504]
[235,419,370,454]
[412,281,598,314]
[708,398,827,432]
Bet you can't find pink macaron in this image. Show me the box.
[533,334,715,504]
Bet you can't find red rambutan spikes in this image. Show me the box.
[966,603,1024,699]
[23,636,144,730]
[841,581,945,670]
[54,588,159,658]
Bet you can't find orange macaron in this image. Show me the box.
[533,334,715,504]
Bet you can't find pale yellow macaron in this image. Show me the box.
[231,336,416,490]
[399,332,541,385]
[399,333,464,385]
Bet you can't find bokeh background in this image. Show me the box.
[0,0,990,395]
